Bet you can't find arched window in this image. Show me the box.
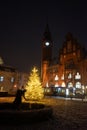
[68,73,72,79]
[61,82,66,87]
[54,75,59,81]
[75,82,81,88]
[61,74,64,80]
[75,72,81,79]
[68,82,73,88]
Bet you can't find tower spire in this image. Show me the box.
[42,23,53,43]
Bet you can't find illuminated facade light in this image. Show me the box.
[0,76,4,82]
[14,84,17,88]
[46,82,49,87]
[66,88,69,96]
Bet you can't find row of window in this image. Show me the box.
[68,72,81,79]
[0,76,15,83]
[53,72,81,81]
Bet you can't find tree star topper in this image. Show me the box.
[32,67,38,73]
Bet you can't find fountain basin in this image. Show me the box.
[0,103,53,124]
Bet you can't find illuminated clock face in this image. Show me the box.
[45,42,50,46]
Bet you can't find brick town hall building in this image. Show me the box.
[41,24,87,96]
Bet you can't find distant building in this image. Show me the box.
[0,57,28,95]
[41,24,87,96]
[0,64,18,94]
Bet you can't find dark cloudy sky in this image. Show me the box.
[0,0,87,72]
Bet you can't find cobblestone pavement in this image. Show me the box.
[0,97,87,130]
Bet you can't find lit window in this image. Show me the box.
[0,57,4,65]
[61,74,64,80]
[75,72,81,79]
[61,82,66,87]
[75,82,81,88]
[0,86,3,91]
[11,77,14,83]
[68,82,73,88]
[68,73,72,79]
[47,89,50,92]
[55,75,59,81]
[82,85,84,90]
[55,83,59,87]
[0,76,4,82]
[46,82,49,87]
[66,89,69,96]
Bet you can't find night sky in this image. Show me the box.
[0,0,87,73]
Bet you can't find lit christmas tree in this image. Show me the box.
[25,67,44,100]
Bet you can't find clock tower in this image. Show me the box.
[42,24,53,61]
[41,24,53,86]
